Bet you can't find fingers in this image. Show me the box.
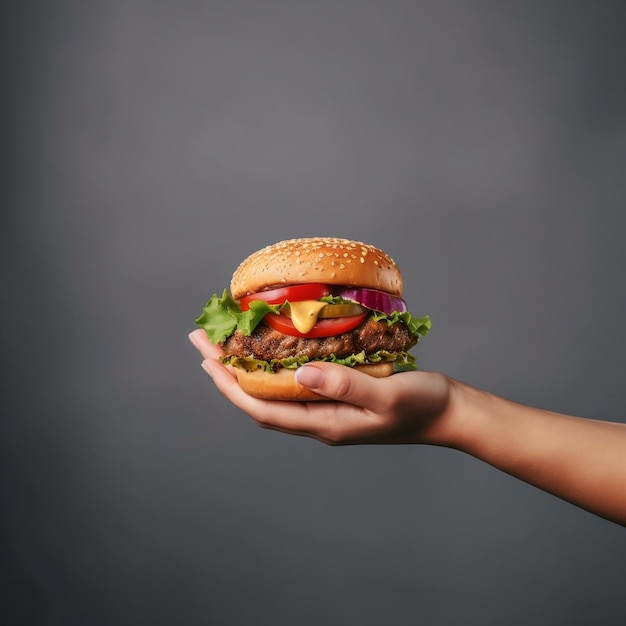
[189,329,224,360]
[294,362,390,411]
[200,357,366,444]
[191,344,376,443]
[200,357,263,413]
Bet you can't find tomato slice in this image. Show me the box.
[239,283,330,311]
[264,312,368,338]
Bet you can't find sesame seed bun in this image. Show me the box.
[230,237,403,299]
[234,362,395,402]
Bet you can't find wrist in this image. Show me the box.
[418,376,489,451]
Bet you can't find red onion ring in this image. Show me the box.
[337,287,408,314]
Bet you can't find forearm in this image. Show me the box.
[444,380,626,526]
[191,326,626,524]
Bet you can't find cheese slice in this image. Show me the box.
[286,300,328,334]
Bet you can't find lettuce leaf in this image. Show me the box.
[195,289,280,344]
[372,310,431,339]
[220,349,417,373]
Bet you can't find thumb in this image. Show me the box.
[294,362,384,408]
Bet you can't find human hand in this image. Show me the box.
[188,329,456,446]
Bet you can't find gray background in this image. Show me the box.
[3,1,626,624]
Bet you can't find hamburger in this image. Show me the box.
[196,237,431,401]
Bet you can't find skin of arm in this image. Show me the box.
[189,329,626,526]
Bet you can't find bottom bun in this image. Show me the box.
[234,362,394,402]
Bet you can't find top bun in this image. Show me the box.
[230,237,403,299]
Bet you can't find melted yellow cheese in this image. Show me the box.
[286,300,328,334]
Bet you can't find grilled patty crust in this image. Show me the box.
[222,317,417,362]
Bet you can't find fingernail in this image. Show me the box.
[201,359,214,378]
[295,365,323,389]
[189,331,201,349]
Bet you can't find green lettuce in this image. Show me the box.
[371,310,431,338]
[195,289,281,344]
[220,349,417,373]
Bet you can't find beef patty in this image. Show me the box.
[222,317,416,362]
